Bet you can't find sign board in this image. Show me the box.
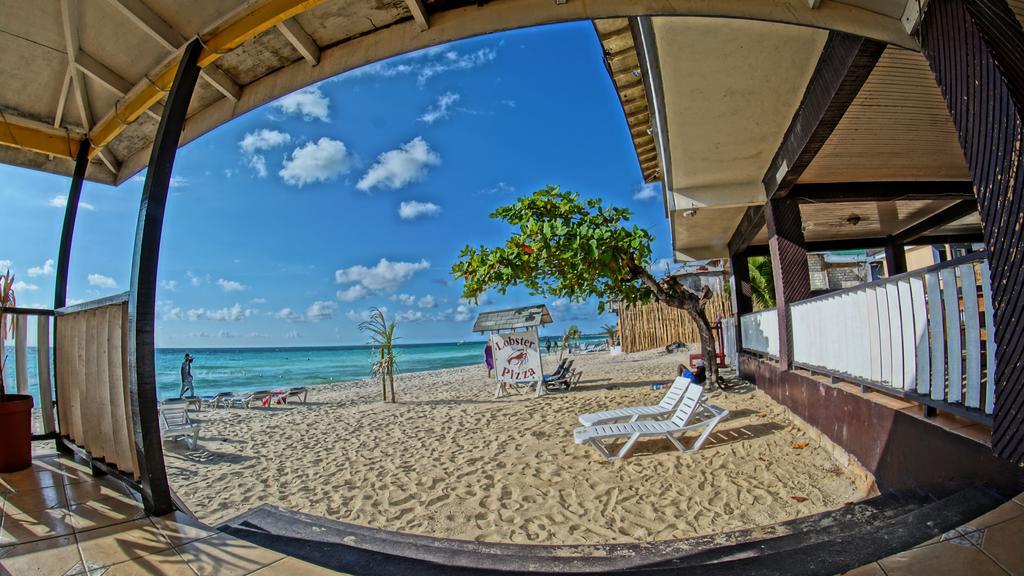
[491,329,542,385]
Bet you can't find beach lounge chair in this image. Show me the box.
[228,390,274,408]
[544,358,568,380]
[573,384,729,461]
[577,376,693,426]
[201,392,235,409]
[284,387,309,403]
[159,400,201,450]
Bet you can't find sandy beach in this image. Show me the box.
[165,348,868,546]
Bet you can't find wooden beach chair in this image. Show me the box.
[159,400,201,450]
[577,375,693,426]
[573,384,728,461]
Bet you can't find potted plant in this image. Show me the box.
[0,269,34,472]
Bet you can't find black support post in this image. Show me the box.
[128,39,203,516]
[765,197,810,370]
[729,251,753,355]
[883,236,907,276]
[52,138,91,455]
[920,0,1024,464]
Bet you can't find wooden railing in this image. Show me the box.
[789,253,995,423]
[740,308,780,358]
[0,307,56,437]
[54,293,139,479]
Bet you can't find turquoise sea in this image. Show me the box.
[3,335,607,403]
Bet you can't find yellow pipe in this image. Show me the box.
[88,0,328,159]
[0,121,81,159]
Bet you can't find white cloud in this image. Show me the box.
[476,182,514,196]
[160,280,178,291]
[417,294,436,308]
[186,271,201,286]
[398,200,441,220]
[285,330,301,339]
[336,285,369,302]
[335,258,429,292]
[88,274,117,289]
[240,129,292,155]
[12,281,38,292]
[169,176,189,188]
[345,306,388,322]
[453,303,474,322]
[272,86,330,122]
[391,293,436,308]
[353,46,497,87]
[279,137,354,187]
[391,293,416,306]
[164,307,183,320]
[306,300,337,322]
[217,278,246,292]
[420,91,460,123]
[240,129,292,178]
[500,99,517,108]
[460,293,490,305]
[649,258,678,277]
[633,182,660,201]
[396,309,426,322]
[186,304,256,322]
[27,259,54,277]
[250,298,268,304]
[275,308,304,322]
[49,195,95,211]
[0,260,11,272]
[357,137,440,191]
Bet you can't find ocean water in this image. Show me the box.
[3,336,607,403]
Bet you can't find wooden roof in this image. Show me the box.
[472,305,552,334]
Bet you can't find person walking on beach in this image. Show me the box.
[484,342,494,378]
[546,339,552,354]
[179,353,195,398]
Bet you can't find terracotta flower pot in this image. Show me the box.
[0,394,34,472]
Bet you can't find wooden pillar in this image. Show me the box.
[920,0,1024,464]
[884,236,907,276]
[729,251,752,354]
[128,39,203,515]
[765,197,810,369]
[52,138,91,454]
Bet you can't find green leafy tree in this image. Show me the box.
[749,256,777,309]
[0,270,16,401]
[453,186,721,383]
[359,307,398,402]
[601,323,619,346]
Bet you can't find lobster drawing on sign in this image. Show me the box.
[506,348,530,368]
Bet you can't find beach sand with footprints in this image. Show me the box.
[165,348,869,546]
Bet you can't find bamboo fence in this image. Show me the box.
[618,293,733,353]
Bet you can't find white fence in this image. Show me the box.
[740,308,779,358]
[789,253,996,416]
[0,309,56,436]
[721,317,738,367]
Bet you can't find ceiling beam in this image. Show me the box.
[762,32,886,200]
[404,0,429,30]
[634,17,672,218]
[0,116,82,159]
[892,199,980,244]
[89,0,330,157]
[728,205,767,256]
[276,19,320,66]
[54,66,72,129]
[791,181,976,203]
[103,0,241,102]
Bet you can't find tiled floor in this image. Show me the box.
[0,452,343,575]
[3,451,1022,575]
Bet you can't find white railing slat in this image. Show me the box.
[940,266,963,404]
[910,276,930,395]
[980,259,996,414]
[925,272,946,402]
[37,316,55,434]
[15,314,29,394]
[877,286,893,386]
[898,280,916,391]
[960,263,982,409]
[868,286,882,382]
[887,283,904,390]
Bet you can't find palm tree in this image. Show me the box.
[601,323,619,346]
[749,256,777,309]
[358,307,398,403]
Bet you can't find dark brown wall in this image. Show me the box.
[740,354,1024,496]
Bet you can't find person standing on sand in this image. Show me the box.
[484,342,494,378]
[179,353,195,398]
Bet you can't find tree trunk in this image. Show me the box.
[380,350,387,402]
[388,368,396,403]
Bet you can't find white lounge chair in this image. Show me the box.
[573,384,728,461]
[159,400,201,450]
[577,375,693,427]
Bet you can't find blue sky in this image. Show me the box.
[1,21,673,347]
